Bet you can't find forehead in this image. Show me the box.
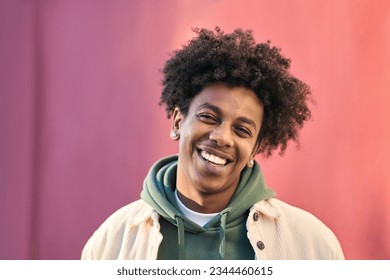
[189,83,264,122]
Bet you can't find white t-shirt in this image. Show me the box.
[174,190,218,227]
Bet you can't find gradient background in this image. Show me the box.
[1,0,389,260]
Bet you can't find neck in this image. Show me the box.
[176,187,235,214]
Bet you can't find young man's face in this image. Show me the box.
[172,83,264,212]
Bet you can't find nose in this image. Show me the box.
[209,123,234,147]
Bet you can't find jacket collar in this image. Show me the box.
[126,201,157,225]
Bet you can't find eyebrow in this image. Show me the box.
[197,102,258,130]
[198,103,222,115]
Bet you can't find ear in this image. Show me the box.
[171,107,184,140]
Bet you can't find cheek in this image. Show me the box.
[178,126,198,152]
[241,141,258,158]
[181,121,206,141]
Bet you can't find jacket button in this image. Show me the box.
[257,241,265,250]
[253,212,259,221]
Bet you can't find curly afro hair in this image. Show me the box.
[160,27,312,157]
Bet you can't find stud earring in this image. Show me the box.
[249,159,254,167]
[170,130,180,140]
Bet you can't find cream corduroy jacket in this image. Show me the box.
[81,198,344,260]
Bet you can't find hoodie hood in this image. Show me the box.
[141,155,202,233]
[140,154,276,259]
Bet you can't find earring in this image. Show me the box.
[170,130,180,140]
[249,159,254,167]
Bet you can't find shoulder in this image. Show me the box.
[103,199,155,225]
[81,200,156,259]
[252,198,344,259]
[254,198,333,231]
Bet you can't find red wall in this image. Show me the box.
[1,0,389,259]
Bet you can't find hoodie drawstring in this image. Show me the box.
[176,213,228,260]
[175,216,185,259]
[219,212,228,259]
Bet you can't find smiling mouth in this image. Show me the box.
[199,149,229,166]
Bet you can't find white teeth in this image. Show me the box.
[200,150,227,165]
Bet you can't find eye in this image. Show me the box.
[234,126,252,137]
[197,113,218,124]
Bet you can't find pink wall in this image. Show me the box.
[1,0,389,259]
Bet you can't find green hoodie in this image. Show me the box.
[141,155,275,259]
